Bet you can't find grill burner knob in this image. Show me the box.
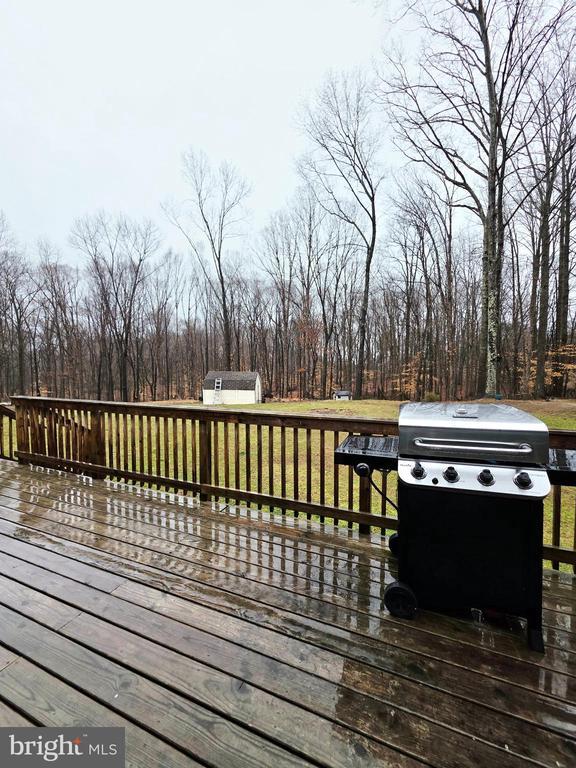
[443,465,459,483]
[478,468,494,486]
[411,462,426,479]
[514,471,533,490]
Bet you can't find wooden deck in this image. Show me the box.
[0,460,574,767]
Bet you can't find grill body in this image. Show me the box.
[332,402,576,651]
[394,403,550,652]
[396,479,544,650]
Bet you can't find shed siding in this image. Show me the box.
[202,374,262,405]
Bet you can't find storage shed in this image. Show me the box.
[333,390,352,401]
[202,371,262,405]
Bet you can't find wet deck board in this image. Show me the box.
[0,461,575,766]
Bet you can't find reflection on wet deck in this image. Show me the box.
[0,458,574,767]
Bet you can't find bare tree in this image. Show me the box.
[299,71,383,398]
[70,213,159,401]
[382,0,572,395]
[166,150,250,370]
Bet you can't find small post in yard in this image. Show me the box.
[358,474,372,535]
[198,418,212,502]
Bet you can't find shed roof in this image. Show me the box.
[203,371,260,390]
[334,390,352,396]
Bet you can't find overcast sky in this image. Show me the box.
[0,0,391,259]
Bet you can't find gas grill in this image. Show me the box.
[335,402,576,652]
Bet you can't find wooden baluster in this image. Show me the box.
[173,417,179,488]
[85,409,92,465]
[333,431,340,514]
[29,405,37,456]
[234,422,240,491]
[60,408,65,460]
[114,412,120,478]
[213,420,220,495]
[319,431,325,524]
[293,427,299,517]
[198,418,212,502]
[573,496,576,575]
[16,405,26,459]
[223,422,230,501]
[245,423,251,508]
[191,419,197,485]
[130,412,137,478]
[28,405,38,460]
[257,424,263,509]
[163,416,169,484]
[38,407,46,456]
[76,408,81,463]
[182,418,188,492]
[380,467,388,518]
[268,425,274,503]
[122,412,129,476]
[358,473,371,536]
[552,485,562,570]
[146,414,152,481]
[347,432,354,528]
[139,413,145,475]
[306,428,312,518]
[280,426,286,508]
[107,412,114,469]
[66,408,73,461]
[155,415,161,479]
[82,408,88,463]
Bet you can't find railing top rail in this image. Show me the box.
[10,395,576,446]
[0,403,15,418]
[9,395,399,433]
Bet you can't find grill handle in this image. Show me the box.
[413,437,533,455]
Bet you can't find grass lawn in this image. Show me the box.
[157,395,576,429]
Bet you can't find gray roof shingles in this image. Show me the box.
[203,371,259,391]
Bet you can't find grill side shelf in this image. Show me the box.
[334,435,399,471]
[547,449,576,486]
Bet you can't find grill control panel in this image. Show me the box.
[398,459,551,498]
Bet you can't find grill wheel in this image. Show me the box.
[384,581,418,619]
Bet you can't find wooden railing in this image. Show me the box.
[0,403,16,461]
[9,395,576,569]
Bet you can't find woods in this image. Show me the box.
[1,0,576,403]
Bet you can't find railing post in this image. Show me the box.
[85,409,106,467]
[198,417,212,502]
[358,474,371,536]
[14,402,27,462]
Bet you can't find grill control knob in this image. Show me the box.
[443,465,459,483]
[514,471,533,490]
[411,462,426,479]
[478,468,495,486]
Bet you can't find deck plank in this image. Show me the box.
[0,549,569,767]
[1,499,575,697]
[0,606,325,768]
[0,517,574,746]
[2,465,574,614]
[0,697,35,727]
[4,464,575,606]
[2,479,574,657]
[0,459,576,767]
[0,657,202,767]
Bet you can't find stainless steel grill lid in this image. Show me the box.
[398,402,549,465]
